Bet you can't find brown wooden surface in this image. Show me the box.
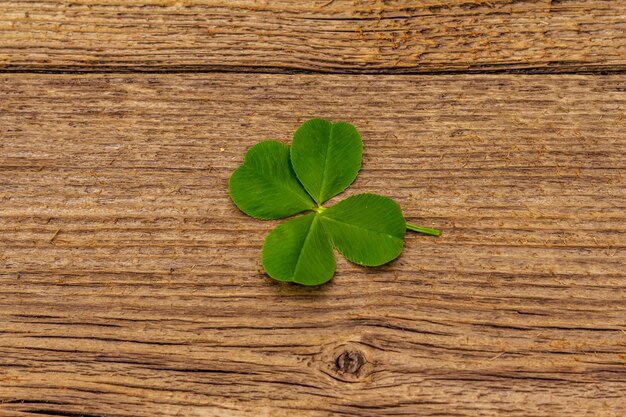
[2,0,626,415]
[1,0,626,73]
[1,74,625,416]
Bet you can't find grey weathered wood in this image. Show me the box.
[0,74,625,416]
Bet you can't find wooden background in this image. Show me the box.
[1,1,625,416]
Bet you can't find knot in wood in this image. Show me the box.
[335,350,365,375]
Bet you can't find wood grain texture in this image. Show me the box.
[1,0,626,73]
[0,74,625,416]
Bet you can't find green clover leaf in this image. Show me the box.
[229,140,315,219]
[229,118,441,286]
[291,118,362,204]
[319,193,406,266]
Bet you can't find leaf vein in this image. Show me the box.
[292,215,319,279]
[321,216,402,242]
[244,165,314,209]
[317,124,332,204]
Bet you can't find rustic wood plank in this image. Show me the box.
[1,0,625,73]
[0,74,625,416]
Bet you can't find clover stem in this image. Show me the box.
[313,205,326,214]
[406,222,441,237]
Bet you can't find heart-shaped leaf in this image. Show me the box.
[320,193,406,266]
[229,140,315,219]
[290,118,362,205]
[262,213,335,286]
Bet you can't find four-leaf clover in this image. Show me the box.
[229,118,440,286]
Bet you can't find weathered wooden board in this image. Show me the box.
[0,74,624,416]
[1,0,625,73]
